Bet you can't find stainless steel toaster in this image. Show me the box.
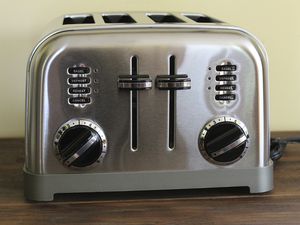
[25,12,273,201]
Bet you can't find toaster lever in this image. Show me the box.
[118,75,152,90]
[156,74,191,90]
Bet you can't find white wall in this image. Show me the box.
[0,0,299,137]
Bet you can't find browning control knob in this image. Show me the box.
[54,119,107,168]
[199,116,249,165]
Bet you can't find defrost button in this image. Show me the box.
[68,77,91,84]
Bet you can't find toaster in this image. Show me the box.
[25,12,273,201]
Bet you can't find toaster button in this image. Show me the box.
[216,75,236,82]
[215,84,236,91]
[216,65,237,72]
[69,97,91,104]
[69,87,91,94]
[68,67,90,75]
[215,94,236,101]
[68,77,90,84]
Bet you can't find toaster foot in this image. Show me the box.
[23,163,273,201]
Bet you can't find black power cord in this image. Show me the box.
[270,137,300,161]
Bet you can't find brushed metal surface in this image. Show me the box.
[25,12,270,175]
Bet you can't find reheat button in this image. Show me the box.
[68,77,90,84]
[69,97,91,104]
[69,87,91,94]
[68,67,90,75]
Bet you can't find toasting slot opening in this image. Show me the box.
[102,14,136,23]
[184,14,221,23]
[131,56,138,151]
[148,14,183,23]
[63,14,95,25]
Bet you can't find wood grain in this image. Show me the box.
[0,132,299,225]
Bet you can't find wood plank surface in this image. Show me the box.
[0,132,299,225]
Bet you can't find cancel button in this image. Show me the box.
[69,97,91,104]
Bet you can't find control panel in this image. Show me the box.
[67,65,92,107]
[213,60,238,104]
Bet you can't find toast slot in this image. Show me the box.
[102,14,136,23]
[148,14,183,23]
[131,56,138,151]
[184,14,221,23]
[63,14,95,25]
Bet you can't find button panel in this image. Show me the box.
[214,61,238,104]
[67,65,92,107]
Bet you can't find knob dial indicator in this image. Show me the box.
[54,119,107,168]
[199,116,249,165]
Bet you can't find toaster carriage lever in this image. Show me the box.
[156,74,191,90]
[118,75,152,90]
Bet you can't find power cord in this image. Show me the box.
[270,137,300,161]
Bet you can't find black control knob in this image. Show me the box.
[54,119,107,168]
[199,117,249,165]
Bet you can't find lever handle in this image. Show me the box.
[156,74,191,90]
[118,75,152,90]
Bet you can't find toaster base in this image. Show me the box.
[24,163,273,201]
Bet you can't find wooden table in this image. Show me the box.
[1,132,300,225]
